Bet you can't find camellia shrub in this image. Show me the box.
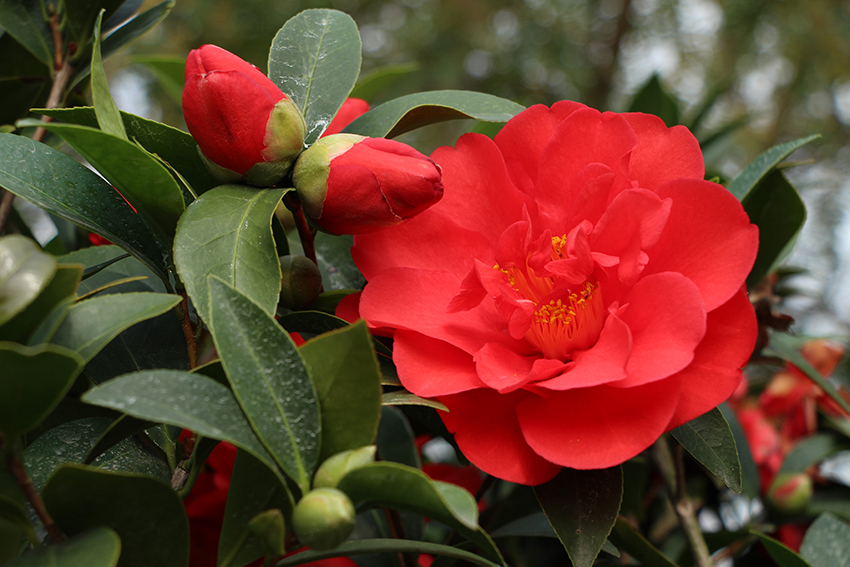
[1,3,849,567]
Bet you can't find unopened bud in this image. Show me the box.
[314,446,376,489]
[279,255,323,309]
[292,488,356,551]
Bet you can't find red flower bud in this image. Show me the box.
[182,44,306,186]
[293,134,443,235]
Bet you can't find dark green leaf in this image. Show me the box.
[487,512,620,557]
[207,277,320,493]
[300,321,382,461]
[0,495,31,535]
[315,233,365,290]
[42,465,188,567]
[62,0,127,46]
[350,63,420,102]
[608,517,680,567]
[800,513,850,567]
[0,134,172,281]
[0,264,82,343]
[130,55,185,103]
[279,310,349,335]
[91,11,128,140]
[779,433,849,475]
[173,185,284,323]
[727,135,820,202]
[17,119,184,239]
[81,370,283,483]
[753,531,813,567]
[718,403,760,498]
[276,539,501,567]
[50,292,181,363]
[377,407,420,469]
[671,407,742,493]
[344,91,525,139]
[627,75,680,127]
[535,467,623,567]
[0,234,56,326]
[0,77,47,126]
[5,527,121,567]
[766,332,850,417]
[743,170,806,286]
[83,414,156,465]
[61,245,164,294]
[0,0,53,66]
[268,9,362,144]
[381,391,448,411]
[218,450,295,567]
[0,342,83,436]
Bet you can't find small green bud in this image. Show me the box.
[314,446,377,489]
[767,472,813,514]
[279,255,323,309]
[248,509,287,560]
[292,488,356,551]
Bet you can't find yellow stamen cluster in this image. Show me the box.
[526,281,602,360]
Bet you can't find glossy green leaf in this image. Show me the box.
[279,310,350,335]
[218,450,295,567]
[300,321,382,461]
[62,0,127,46]
[268,9,362,144]
[61,245,164,294]
[91,11,128,141]
[727,135,820,202]
[344,91,526,139]
[207,277,320,493]
[336,461,503,563]
[0,342,83,436]
[377,406,420,469]
[81,370,283,482]
[0,265,82,343]
[350,63,420,101]
[671,407,742,493]
[0,134,172,282]
[39,106,218,195]
[719,403,760,498]
[0,235,56,326]
[0,77,46,127]
[83,414,156,465]
[608,517,680,567]
[280,539,501,567]
[42,465,188,567]
[50,292,181,363]
[800,513,850,567]
[753,531,813,567]
[131,55,185,102]
[0,0,53,66]
[17,119,184,239]
[5,527,121,567]
[535,467,623,567]
[627,75,680,127]
[766,332,850,417]
[779,433,849,475]
[743,170,806,286]
[488,512,620,557]
[381,391,448,411]
[173,186,284,324]
[315,233,366,290]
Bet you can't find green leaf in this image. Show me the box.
[719,403,760,498]
[381,391,448,411]
[91,11,128,141]
[130,55,185,103]
[5,527,121,567]
[0,264,82,343]
[17,119,185,239]
[627,75,680,127]
[81,370,283,483]
[268,9,362,144]
[277,539,501,567]
[0,234,56,326]
[487,512,621,557]
[38,106,219,195]
[343,91,526,139]
[173,185,284,324]
[0,0,53,66]
[0,134,172,282]
[671,407,742,493]
[62,0,127,46]
[61,245,164,294]
[336,461,503,563]
[0,342,83,436]
[377,406,420,469]
[300,321,382,461]
[608,517,680,567]
[753,531,814,567]
[315,233,365,290]
[42,465,189,567]
[0,77,47,126]
[350,63,420,102]
[83,414,156,465]
[279,310,350,335]
[778,433,850,475]
[50,292,181,363]
[207,277,320,493]
[800,513,850,567]
[727,135,820,202]
[766,332,850,417]
[535,467,623,567]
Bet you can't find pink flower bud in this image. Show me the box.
[767,472,813,514]
[182,44,306,186]
[292,134,443,235]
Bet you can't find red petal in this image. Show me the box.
[324,98,370,137]
[440,389,561,485]
[186,44,284,102]
[517,379,681,469]
[393,331,484,397]
[622,113,704,189]
[643,179,759,311]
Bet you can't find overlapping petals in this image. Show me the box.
[350,102,759,485]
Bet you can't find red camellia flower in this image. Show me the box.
[183,44,306,186]
[323,98,370,137]
[293,134,443,235]
[348,101,759,485]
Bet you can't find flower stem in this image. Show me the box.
[283,192,318,266]
[652,436,713,567]
[179,292,198,369]
[1,433,65,544]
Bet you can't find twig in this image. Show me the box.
[179,292,198,369]
[383,507,415,567]
[283,192,318,266]
[652,436,713,567]
[1,433,65,544]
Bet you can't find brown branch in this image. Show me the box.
[179,292,198,369]
[283,192,318,266]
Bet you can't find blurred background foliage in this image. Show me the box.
[104,0,850,337]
